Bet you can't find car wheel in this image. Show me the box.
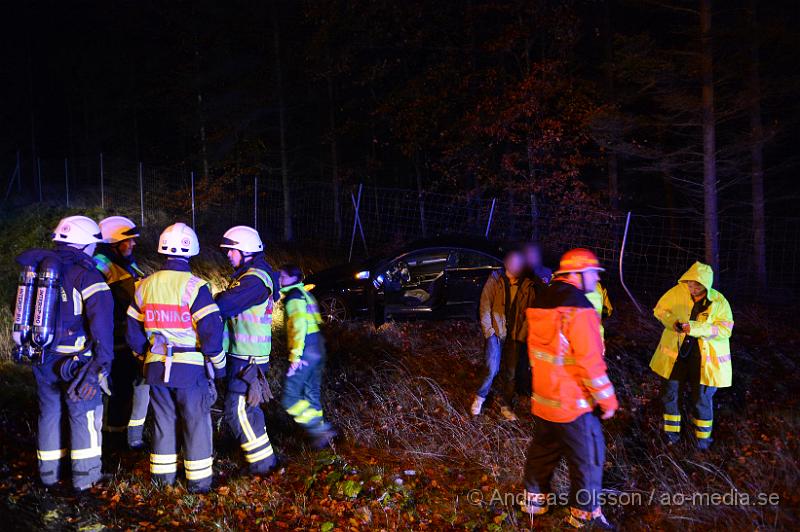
[319,294,350,324]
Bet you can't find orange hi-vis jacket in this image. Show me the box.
[526,280,618,423]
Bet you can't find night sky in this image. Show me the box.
[1,1,798,214]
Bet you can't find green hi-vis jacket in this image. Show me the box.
[279,283,322,362]
[223,268,274,360]
[650,262,734,388]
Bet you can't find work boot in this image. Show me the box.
[664,432,680,446]
[500,406,518,421]
[695,437,713,451]
[470,396,485,416]
[520,491,548,516]
[311,427,338,450]
[566,508,615,530]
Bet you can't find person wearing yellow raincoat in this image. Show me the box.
[650,262,733,449]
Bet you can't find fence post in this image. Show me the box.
[37,157,42,202]
[253,174,258,229]
[2,156,21,206]
[138,162,145,227]
[348,184,367,262]
[190,171,196,230]
[64,158,70,207]
[619,211,644,315]
[99,152,104,209]
[485,198,496,238]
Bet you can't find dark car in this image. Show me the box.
[304,237,505,324]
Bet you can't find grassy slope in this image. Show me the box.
[0,209,798,530]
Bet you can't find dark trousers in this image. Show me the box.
[523,413,605,512]
[223,357,275,473]
[500,340,527,407]
[127,377,150,446]
[149,382,215,491]
[282,334,330,436]
[662,352,716,441]
[33,359,104,490]
[105,347,138,433]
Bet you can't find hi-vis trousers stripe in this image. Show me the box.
[691,416,713,439]
[237,395,257,442]
[150,453,178,474]
[663,413,681,432]
[72,410,102,460]
[185,457,213,480]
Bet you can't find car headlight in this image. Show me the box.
[304,283,316,291]
[354,270,370,280]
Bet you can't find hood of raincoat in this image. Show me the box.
[678,261,714,293]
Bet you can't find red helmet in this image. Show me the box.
[554,248,605,275]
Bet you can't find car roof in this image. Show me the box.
[400,235,506,259]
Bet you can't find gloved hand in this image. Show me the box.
[207,379,218,405]
[66,359,108,402]
[240,363,274,407]
[286,359,309,378]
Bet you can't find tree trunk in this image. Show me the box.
[700,0,719,273]
[273,13,293,241]
[748,0,767,289]
[328,73,342,243]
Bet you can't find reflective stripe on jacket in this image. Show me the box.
[279,283,322,362]
[526,280,618,423]
[650,262,733,388]
[126,259,225,385]
[223,267,274,359]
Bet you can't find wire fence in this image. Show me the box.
[3,153,798,308]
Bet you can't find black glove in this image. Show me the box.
[207,379,218,405]
[66,359,108,402]
[240,363,273,408]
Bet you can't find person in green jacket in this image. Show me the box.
[278,264,336,449]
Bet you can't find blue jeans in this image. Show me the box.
[476,335,502,399]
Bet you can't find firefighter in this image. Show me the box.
[95,216,148,449]
[278,264,336,449]
[18,216,114,492]
[586,282,613,339]
[126,223,225,493]
[521,248,617,529]
[650,261,733,449]
[215,226,277,475]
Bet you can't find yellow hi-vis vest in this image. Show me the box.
[134,269,211,367]
[280,283,323,362]
[223,268,274,361]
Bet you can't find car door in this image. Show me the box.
[444,249,503,318]
[383,248,452,318]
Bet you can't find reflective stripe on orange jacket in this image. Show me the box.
[526,280,618,423]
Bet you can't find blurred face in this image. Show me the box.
[524,245,542,269]
[504,251,525,278]
[582,269,600,293]
[115,238,136,258]
[227,248,244,268]
[686,280,707,299]
[279,270,299,287]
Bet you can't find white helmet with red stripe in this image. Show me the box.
[52,216,103,245]
[158,222,199,257]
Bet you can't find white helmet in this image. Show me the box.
[158,223,199,257]
[52,216,103,245]
[220,225,263,253]
[99,216,140,244]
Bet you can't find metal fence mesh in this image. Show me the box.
[4,154,798,307]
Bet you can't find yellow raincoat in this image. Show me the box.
[650,262,733,388]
